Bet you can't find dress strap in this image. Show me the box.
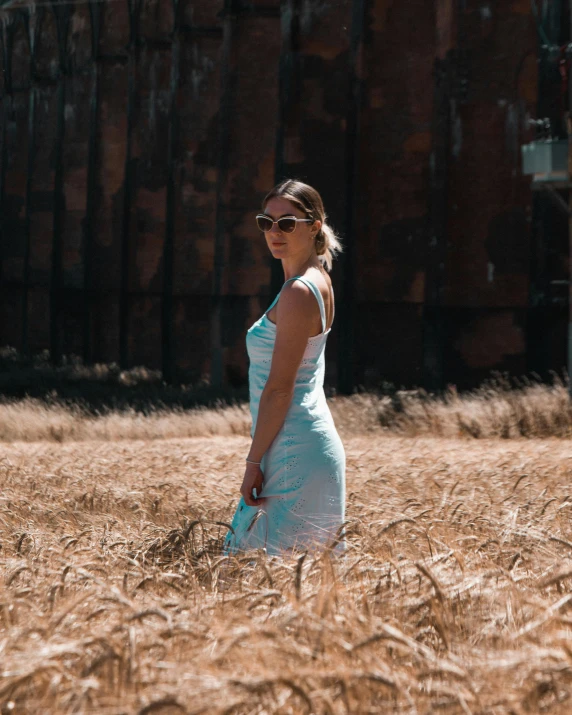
[265,293,280,314]
[283,275,327,334]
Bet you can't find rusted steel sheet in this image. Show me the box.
[224,13,283,300]
[184,0,225,28]
[1,18,28,287]
[161,1,181,384]
[0,16,27,352]
[27,9,63,358]
[275,0,352,389]
[354,0,437,387]
[444,3,537,385]
[279,0,351,234]
[213,8,282,385]
[61,77,91,294]
[92,57,127,293]
[140,0,175,40]
[128,26,173,368]
[436,0,457,59]
[338,0,365,393]
[82,2,102,364]
[60,71,96,359]
[446,6,536,309]
[28,85,58,353]
[91,3,130,364]
[355,302,424,387]
[357,1,436,306]
[0,0,544,390]
[172,33,220,298]
[99,0,130,54]
[171,29,221,381]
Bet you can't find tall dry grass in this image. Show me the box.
[0,377,570,442]
[1,435,572,713]
[375,376,572,439]
[0,398,251,443]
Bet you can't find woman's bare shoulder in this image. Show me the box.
[303,267,331,291]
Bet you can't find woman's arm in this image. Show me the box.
[240,281,319,505]
[247,280,318,461]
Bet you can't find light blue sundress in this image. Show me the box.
[224,274,346,556]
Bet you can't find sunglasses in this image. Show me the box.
[256,214,313,234]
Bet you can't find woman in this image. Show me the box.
[223,179,346,556]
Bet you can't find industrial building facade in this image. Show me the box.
[0,0,568,391]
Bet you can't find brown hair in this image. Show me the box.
[263,179,343,272]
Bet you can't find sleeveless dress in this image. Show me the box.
[223,275,346,556]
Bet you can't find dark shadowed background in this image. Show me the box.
[0,0,569,393]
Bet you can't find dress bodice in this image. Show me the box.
[246,275,333,435]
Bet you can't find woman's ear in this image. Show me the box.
[312,220,322,235]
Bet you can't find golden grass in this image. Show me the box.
[1,378,570,443]
[376,379,572,439]
[1,429,572,713]
[0,399,251,443]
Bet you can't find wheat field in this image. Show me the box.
[1,391,572,714]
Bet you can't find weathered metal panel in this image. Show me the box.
[446,307,528,389]
[170,29,221,380]
[161,1,181,384]
[355,0,437,387]
[446,6,536,309]
[337,0,365,393]
[92,295,121,364]
[129,294,163,367]
[218,11,283,384]
[62,82,89,283]
[0,16,27,351]
[0,35,6,292]
[172,34,220,297]
[90,57,127,281]
[67,4,94,71]
[58,5,94,362]
[279,0,351,234]
[61,3,93,297]
[224,14,284,298]
[130,45,170,296]
[357,0,436,303]
[81,2,102,364]
[60,70,93,358]
[355,303,425,387]
[443,3,537,381]
[140,0,175,39]
[173,294,211,381]
[2,19,28,286]
[184,0,224,27]
[0,0,547,389]
[127,41,172,368]
[436,0,456,59]
[447,102,532,308]
[273,0,353,388]
[99,0,130,54]
[91,34,129,363]
[27,85,58,352]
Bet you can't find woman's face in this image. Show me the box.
[261,197,320,260]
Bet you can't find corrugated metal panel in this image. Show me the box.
[0,0,551,391]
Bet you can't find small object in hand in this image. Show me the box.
[252,488,258,500]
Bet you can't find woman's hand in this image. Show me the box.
[240,462,264,507]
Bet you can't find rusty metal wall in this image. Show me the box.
[0,0,548,391]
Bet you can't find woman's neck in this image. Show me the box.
[282,256,323,281]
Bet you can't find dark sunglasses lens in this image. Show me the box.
[278,218,296,233]
[256,216,273,232]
